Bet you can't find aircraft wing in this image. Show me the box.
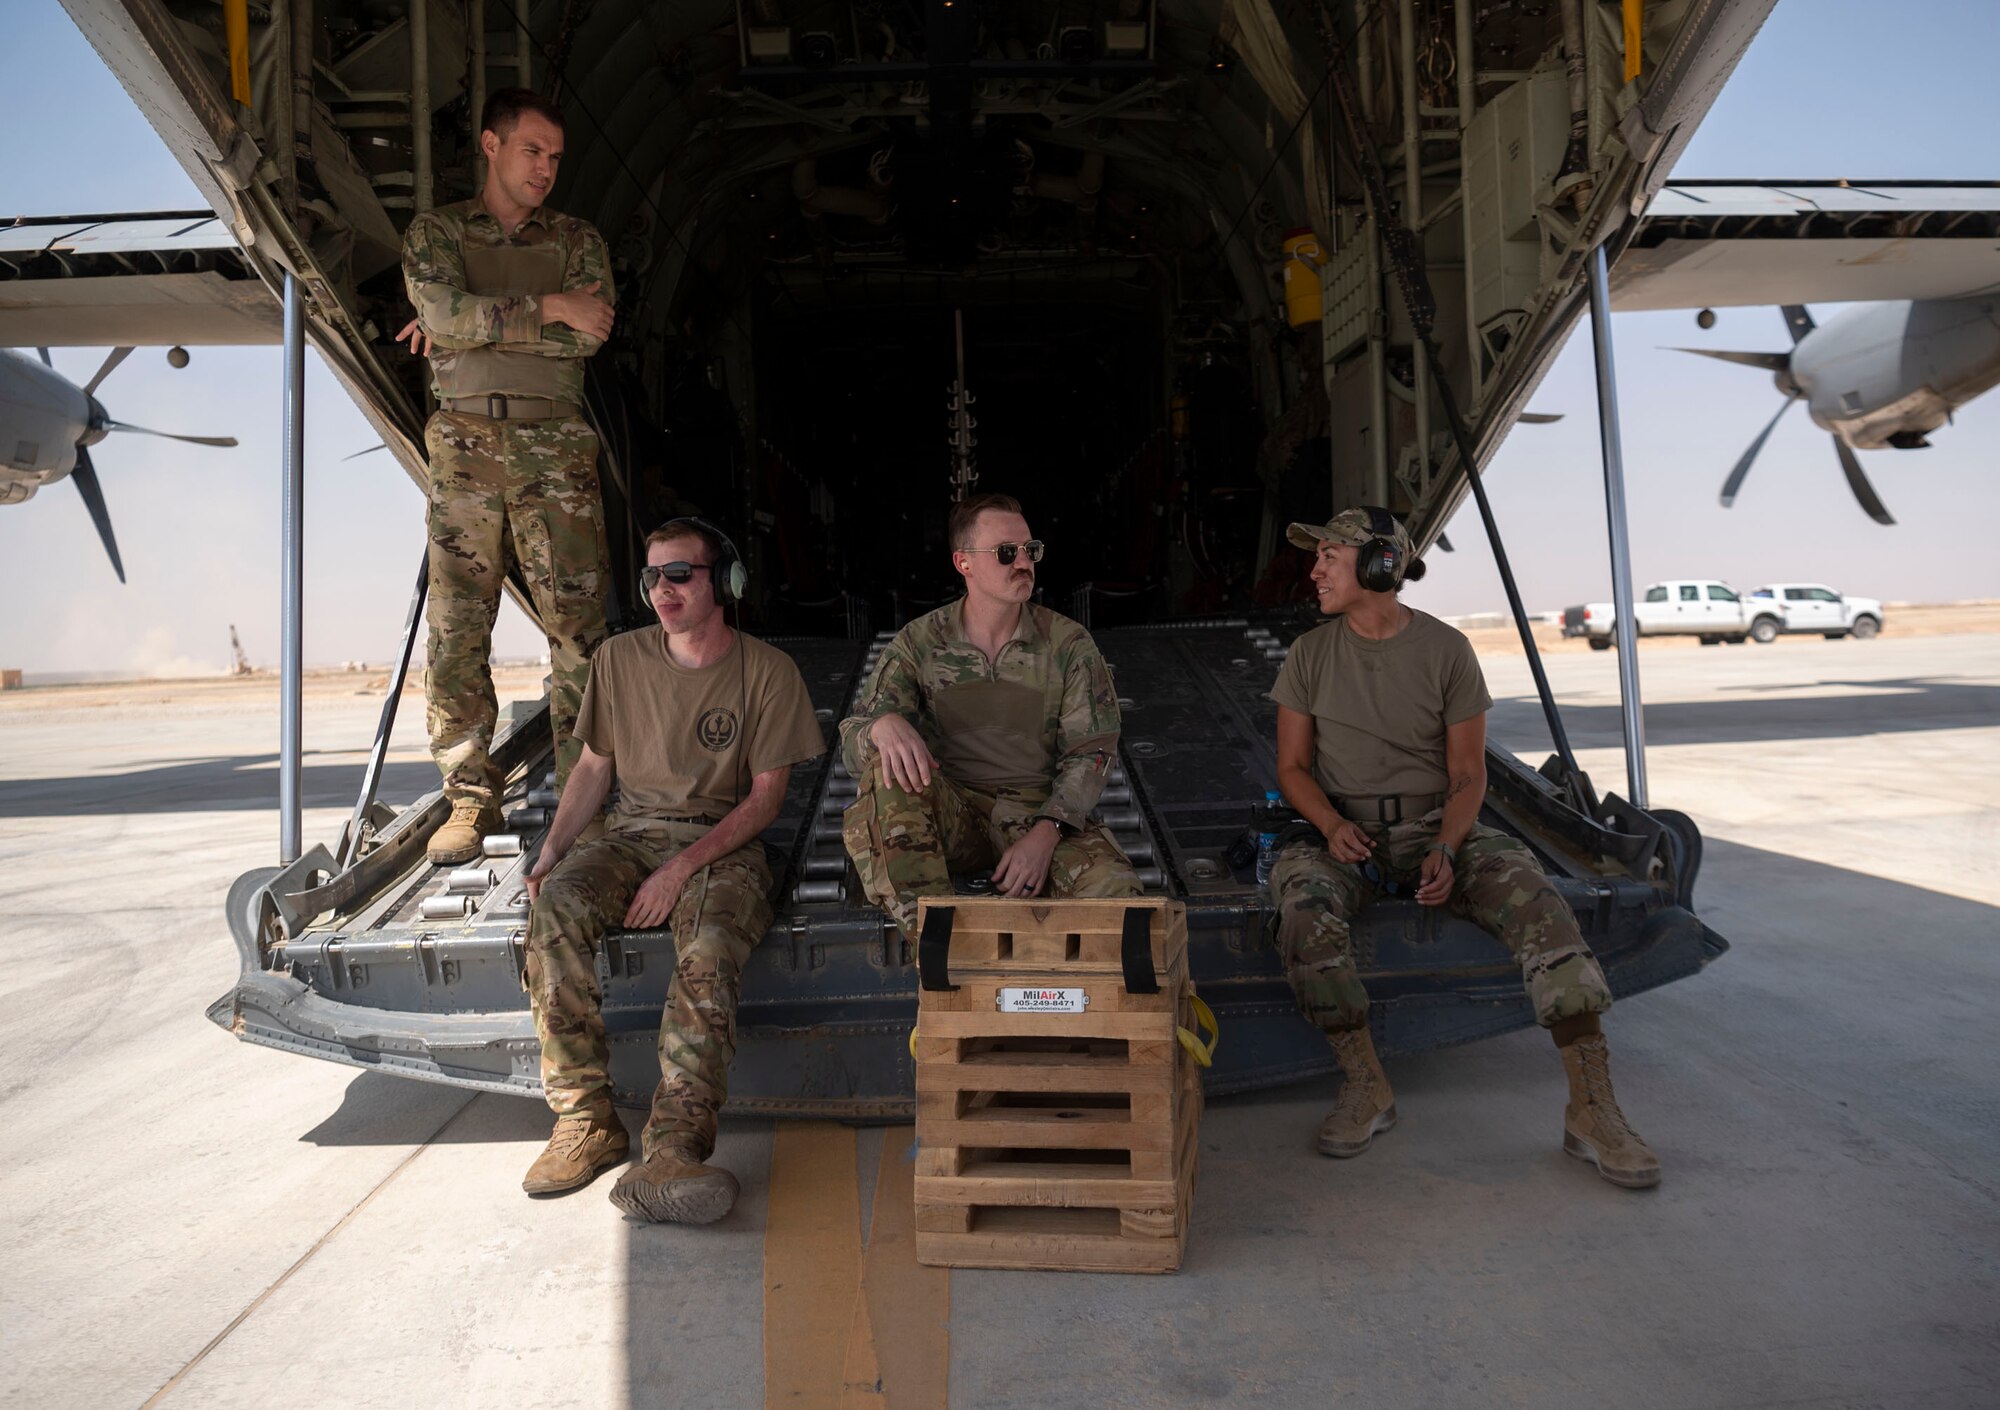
[0,212,279,346]
[1612,181,2000,310]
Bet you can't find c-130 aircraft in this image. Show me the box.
[17,0,1988,1114]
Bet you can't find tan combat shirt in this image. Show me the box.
[575,628,825,829]
[838,600,1121,830]
[1270,610,1493,799]
[401,198,613,405]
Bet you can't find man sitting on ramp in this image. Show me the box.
[519,518,824,1222]
[840,492,1140,932]
[1268,507,1660,1188]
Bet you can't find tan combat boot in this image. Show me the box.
[608,1147,739,1224]
[1318,1027,1398,1158]
[522,1113,630,1196]
[428,798,498,865]
[1561,1034,1661,1188]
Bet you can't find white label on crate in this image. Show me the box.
[995,986,1089,1014]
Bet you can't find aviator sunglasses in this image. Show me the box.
[639,561,715,593]
[960,539,1045,567]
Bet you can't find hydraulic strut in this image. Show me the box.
[1324,32,1592,813]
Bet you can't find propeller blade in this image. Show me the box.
[102,420,239,448]
[1435,532,1454,552]
[1666,347,1793,372]
[36,347,53,367]
[1720,395,1800,508]
[82,346,135,397]
[342,443,389,461]
[1780,305,1816,344]
[69,448,126,583]
[1832,436,1896,525]
[1517,412,1564,424]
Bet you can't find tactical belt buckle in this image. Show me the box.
[486,393,510,419]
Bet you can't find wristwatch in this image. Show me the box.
[1425,841,1456,864]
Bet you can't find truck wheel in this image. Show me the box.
[1851,615,1881,640]
[1750,616,1781,644]
[1588,637,1612,651]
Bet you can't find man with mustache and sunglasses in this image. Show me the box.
[839,493,1140,936]
[516,519,824,1222]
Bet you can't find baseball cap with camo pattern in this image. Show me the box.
[1285,506,1414,559]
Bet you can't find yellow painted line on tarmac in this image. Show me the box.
[765,1122,864,1408]
[764,1123,950,1410]
[857,1129,950,1409]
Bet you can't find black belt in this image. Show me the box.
[439,394,582,421]
[1333,792,1445,825]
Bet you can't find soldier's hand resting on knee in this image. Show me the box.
[1325,819,1375,864]
[625,856,693,929]
[870,715,937,793]
[524,843,565,902]
[1415,845,1455,906]
[992,820,1059,897]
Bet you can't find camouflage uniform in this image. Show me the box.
[404,199,614,800]
[839,600,1139,936]
[1270,814,1614,1033]
[525,819,772,1161]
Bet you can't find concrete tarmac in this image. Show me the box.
[2,633,1995,1409]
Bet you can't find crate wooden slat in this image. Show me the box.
[912,897,1202,1274]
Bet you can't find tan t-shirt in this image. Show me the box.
[1270,610,1492,798]
[574,628,826,825]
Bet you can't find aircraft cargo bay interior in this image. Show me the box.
[28,0,1775,1117]
[9,0,2000,1406]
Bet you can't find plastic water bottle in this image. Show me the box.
[1255,789,1283,887]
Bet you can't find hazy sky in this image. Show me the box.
[2,0,1997,674]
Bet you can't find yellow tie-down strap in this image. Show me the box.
[1177,991,1219,1068]
[910,990,1220,1066]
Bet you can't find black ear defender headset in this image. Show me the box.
[1354,505,1405,593]
[645,515,748,606]
[643,516,751,807]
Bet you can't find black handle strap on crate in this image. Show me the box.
[918,905,958,992]
[1121,906,1160,995]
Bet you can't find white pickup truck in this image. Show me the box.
[1748,583,1884,640]
[1561,579,1788,648]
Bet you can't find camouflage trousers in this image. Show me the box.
[524,819,772,1161]
[1268,815,1613,1034]
[423,410,608,807]
[842,761,1140,938]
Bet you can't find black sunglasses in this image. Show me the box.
[639,562,714,593]
[961,539,1045,567]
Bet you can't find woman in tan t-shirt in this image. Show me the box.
[1267,507,1660,1190]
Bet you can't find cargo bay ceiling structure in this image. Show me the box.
[57,0,1778,614]
[36,0,1790,1106]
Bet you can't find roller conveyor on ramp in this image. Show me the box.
[209,620,1726,1119]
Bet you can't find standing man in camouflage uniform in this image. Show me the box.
[840,493,1140,934]
[518,519,825,1222]
[1269,507,1660,1188]
[399,87,615,864]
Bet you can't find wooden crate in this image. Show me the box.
[911,897,1202,1273]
